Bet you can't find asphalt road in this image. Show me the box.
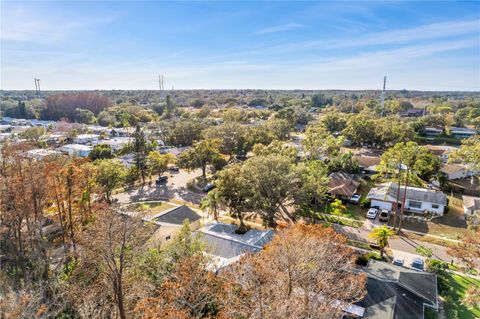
[114,168,205,205]
[334,223,459,264]
[114,169,461,265]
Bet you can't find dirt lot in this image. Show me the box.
[388,195,469,240]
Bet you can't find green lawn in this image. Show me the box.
[126,201,177,217]
[439,272,480,319]
[334,178,374,221]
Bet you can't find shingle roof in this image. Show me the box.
[358,260,438,319]
[440,164,466,175]
[154,205,201,225]
[463,195,480,211]
[328,172,360,197]
[365,260,437,306]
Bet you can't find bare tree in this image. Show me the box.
[226,225,366,319]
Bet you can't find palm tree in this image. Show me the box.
[368,225,396,258]
[200,190,220,221]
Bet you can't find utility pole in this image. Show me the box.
[380,76,386,117]
[34,78,41,98]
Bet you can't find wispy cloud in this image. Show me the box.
[252,23,305,35]
[1,3,120,43]
[246,19,479,54]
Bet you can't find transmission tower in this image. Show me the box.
[158,74,165,101]
[34,78,41,98]
[380,76,386,117]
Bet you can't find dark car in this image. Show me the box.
[203,183,215,192]
[393,258,404,267]
[156,176,168,184]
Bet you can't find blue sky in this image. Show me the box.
[1,1,479,90]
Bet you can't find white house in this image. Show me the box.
[96,137,133,152]
[197,222,274,269]
[440,164,471,180]
[73,134,99,144]
[449,127,477,139]
[424,144,457,163]
[60,144,92,157]
[24,149,62,160]
[424,127,443,136]
[367,182,447,216]
[462,195,480,216]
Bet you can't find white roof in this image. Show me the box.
[61,143,93,151]
[367,182,447,205]
[76,134,99,139]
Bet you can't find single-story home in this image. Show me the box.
[148,205,202,244]
[355,155,381,175]
[95,137,133,152]
[328,172,360,199]
[73,134,99,145]
[462,195,480,217]
[366,182,447,215]
[60,144,93,157]
[398,108,424,117]
[355,260,438,319]
[424,144,457,163]
[440,164,470,180]
[24,148,63,160]
[423,127,443,136]
[197,222,274,269]
[449,127,477,139]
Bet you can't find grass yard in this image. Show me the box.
[334,178,374,221]
[126,201,177,217]
[438,272,480,319]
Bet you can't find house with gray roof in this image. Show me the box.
[367,182,447,215]
[197,222,274,269]
[354,260,438,319]
[145,204,203,244]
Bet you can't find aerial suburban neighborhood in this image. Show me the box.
[1,0,479,318]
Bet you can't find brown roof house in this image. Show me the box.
[355,155,381,175]
[328,172,360,199]
[440,164,471,180]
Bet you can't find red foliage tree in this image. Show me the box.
[41,92,111,121]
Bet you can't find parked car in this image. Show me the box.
[203,183,215,192]
[349,194,361,204]
[167,164,179,172]
[393,258,404,267]
[411,257,424,270]
[366,208,378,219]
[379,209,390,222]
[156,176,168,184]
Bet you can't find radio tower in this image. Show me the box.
[380,76,386,117]
[158,74,165,101]
[34,78,41,98]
